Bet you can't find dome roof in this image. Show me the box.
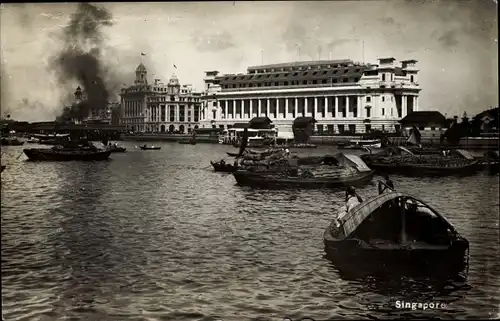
[168,73,180,86]
[136,63,147,72]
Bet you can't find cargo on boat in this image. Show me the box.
[232,153,375,188]
[105,143,126,153]
[323,190,469,276]
[361,146,479,176]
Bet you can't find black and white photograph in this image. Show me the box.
[1,1,499,320]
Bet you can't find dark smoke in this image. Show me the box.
[50,3,113,121]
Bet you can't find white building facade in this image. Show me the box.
[200,58,420,134]
[120,63,202,133]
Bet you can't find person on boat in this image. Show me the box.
[378,175,394,194]
[220,159,225,165]
[345,186,363,211]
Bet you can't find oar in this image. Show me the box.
[16,151,24,160]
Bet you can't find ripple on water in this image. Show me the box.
[1,143,499,320]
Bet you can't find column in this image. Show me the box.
[223,100,228,119]
[276,98,280,119]
[258,99,262,117]
[357,96,362,118]
[294,98,298,117]
[285,98,289,119]
[402,95,407,117]
[345,96,350,118]
[185,105,188,123]
[335,96,339,118]
[324,97,328,118]
[304,97,308,116]
[314,97,318,119]
[249,99,253,118]
[267,98,270,118]
[175,105,179,122]
[233,100,236,119]
[241,100,244,119]
[414,96,418,112]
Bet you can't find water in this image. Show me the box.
[1,142,499,321]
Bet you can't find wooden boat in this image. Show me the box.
[475,150,499,172]
[226,152,241,157]
[233,154,375,189]
[323,191,470,276]
[139,145,161,150]
[337,139,382,150]
[23,147,112,161]
[287,143,318,148]
[1,137,25,146]
[210,161,239,173]
[107,144,126,153]
[361,147,479,176]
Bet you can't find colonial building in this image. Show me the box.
[200,57,420,134]
[120,63,202,133]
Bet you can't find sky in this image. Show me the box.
[0,0,498,122]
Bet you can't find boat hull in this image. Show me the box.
[139,146,161,150]
[109,147,126,153]
[233,169,375,189]
[23,148,112,161]
[323,228,469,276]
[211,161,238,173]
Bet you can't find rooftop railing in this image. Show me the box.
[220,82,361,92]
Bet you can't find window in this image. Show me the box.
[365,124,371,132]
[410,75,415,82]
[366,96,371,103]
[382,74,386,81]
[431,126,436,131]
[365,107,371,118]
[391,108,393,116]
[382,124,385,131]
[382,108,385,116]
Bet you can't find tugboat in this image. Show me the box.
[323,187,469,276]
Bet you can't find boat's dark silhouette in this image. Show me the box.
[210,160,239,173]
[323,191,470,278]
[139,144,161,150]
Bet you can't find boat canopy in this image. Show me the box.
[451,149,475,160]
[337,192,457,239]
[334,153,372,172]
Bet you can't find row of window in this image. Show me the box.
[247,63,357,74]
[223,68,362,81]
[221,78,360,89]
[146,96,201,103]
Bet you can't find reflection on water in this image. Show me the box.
[1,143,499,320]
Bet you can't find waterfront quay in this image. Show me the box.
[1,142,499,320]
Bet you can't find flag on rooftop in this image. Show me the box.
[173,64,177,69]
[141,53,146,56]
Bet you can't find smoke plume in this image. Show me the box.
[50,3,113,121]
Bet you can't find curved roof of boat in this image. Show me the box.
[334,153,372,172]
[337,191,456,238]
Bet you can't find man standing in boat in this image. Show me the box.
[378,175,395,194]
[345,186,363,211]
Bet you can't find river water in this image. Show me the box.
[1,142,499,321]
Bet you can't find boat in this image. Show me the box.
[27,137,40,143]
[475,150,499,172]
[106,143,127,153]
[361,147,479,176]
[1,137,25,146]
[287,143,318,148]
[139,144,161,150]
[23,146,112,161]
[210,160,239,173]
[323,190,470,276]
[232,154,375,188]
[337,138,382,150]
[226,152,241,157]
